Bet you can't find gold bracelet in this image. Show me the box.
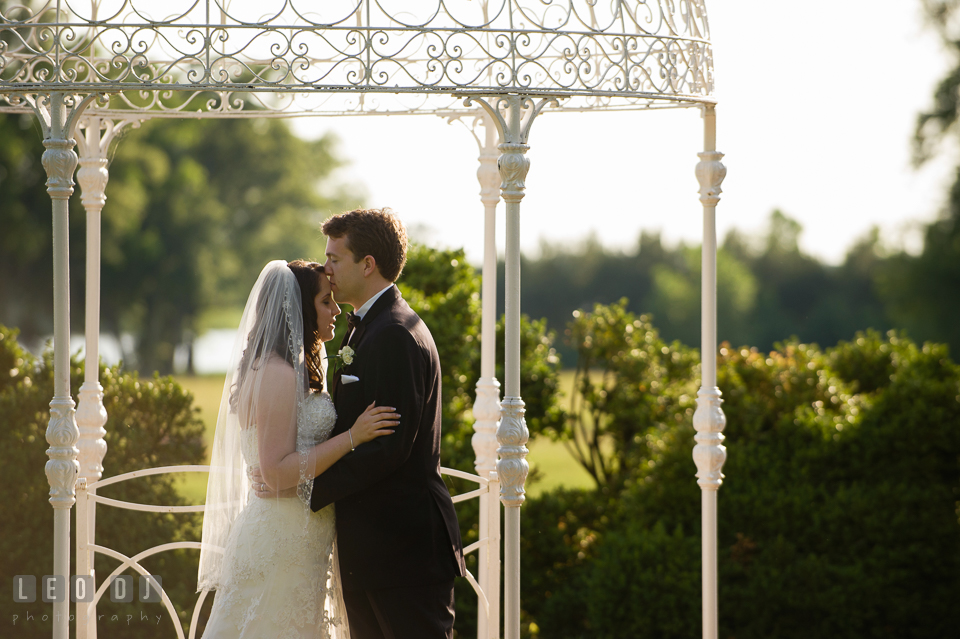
[348,428,355,451]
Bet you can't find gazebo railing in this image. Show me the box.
[78,465,210,639]
[77,464,500,639]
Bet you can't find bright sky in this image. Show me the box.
[292,1,954,266]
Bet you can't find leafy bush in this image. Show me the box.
[559,300,698,491]
[519,320,960,638]
[0,326,206,639]
[584,521,700,639]
[708,335,960,638]
[519,488,613,637]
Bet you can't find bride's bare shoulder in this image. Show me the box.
[253,353,294,372]
[245,355,296,392]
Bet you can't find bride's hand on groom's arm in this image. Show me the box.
[249,402,396,499]
[249,467,298,499]
[350,402,399,445]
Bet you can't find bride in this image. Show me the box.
[197,260,398,638]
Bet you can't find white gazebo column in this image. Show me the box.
[43,95,80,639]
[692,104,728,639]
[497,99,528,639]
[466,94,553,639]
[30,91,95,639]
[469,110,502,639]
[74,115,129,639]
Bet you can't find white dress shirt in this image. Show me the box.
[354,283,395,321]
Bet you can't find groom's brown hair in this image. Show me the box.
[322,207,408,282]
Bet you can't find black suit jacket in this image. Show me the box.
[311,285,466,591]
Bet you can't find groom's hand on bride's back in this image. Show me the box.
[248,467,299,499]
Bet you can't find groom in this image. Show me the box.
[312,208,465,638]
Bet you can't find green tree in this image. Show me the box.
[504,211,892,357]
[739,210,827,346]
[646,243,759,347]
[0,113,57,343]
[0,114,359,373]
[509,232,674,362]
[102,118,359,373]
[883,0,960,356]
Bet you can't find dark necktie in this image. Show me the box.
[335,312,360,354]
[346,312,360,332]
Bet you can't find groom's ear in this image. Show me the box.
[360,255,378,278]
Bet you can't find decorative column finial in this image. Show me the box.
[497,397,529,507]
[42,138,79,200]
[77,156,108,212]
[476,114,501,210]
[472,378,501,475]
[497,142,530,204]
[695,150,726,207]
[45,397,80,508]
[692,387,727,489]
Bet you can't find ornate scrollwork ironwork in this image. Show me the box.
[1,0,714,116]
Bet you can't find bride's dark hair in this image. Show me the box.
[230,260,325,412]
[287,259,326,391]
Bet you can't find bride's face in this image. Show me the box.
[314,274,340,342]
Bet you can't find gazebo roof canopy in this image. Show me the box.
[1,0,714,117]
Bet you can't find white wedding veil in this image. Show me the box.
[197,260,316,590]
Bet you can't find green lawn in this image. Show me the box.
[171,375,223,504]
[172,370,595,503]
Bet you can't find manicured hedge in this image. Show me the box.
[520,329,960,638]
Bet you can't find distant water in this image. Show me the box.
[32,329,240,374]
[35,329,335,374]
[177,329,238,374]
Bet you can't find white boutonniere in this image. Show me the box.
[330,345,355,375]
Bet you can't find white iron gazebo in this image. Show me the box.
[1,2,727,638]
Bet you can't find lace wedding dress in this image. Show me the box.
[202,391,349,639]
